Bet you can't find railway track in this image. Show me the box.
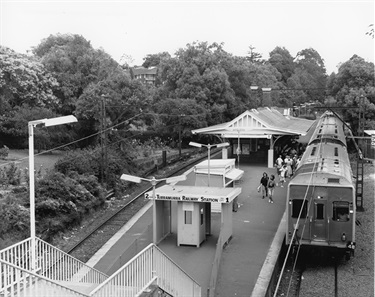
[65,150,218,263]
[275,247,340,297]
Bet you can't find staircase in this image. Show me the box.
[1,238,201,297]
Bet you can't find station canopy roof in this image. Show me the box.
[191,107,315,139]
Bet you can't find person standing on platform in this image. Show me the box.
[258,172,269,199]
[279,165,287,187]
[267,175,276,203]
[284,155,293,177]
[275,155,283,179]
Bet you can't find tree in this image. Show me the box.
[269,46,295,84]
[0,105,75,149]
[246,45,263,63]
[328,55,375,131]
[0,46,59,111]
[157,42,237,125]
[152,98,207,142]
[294,48,328,102]
[33,33,120,114]
[142,52,171,68]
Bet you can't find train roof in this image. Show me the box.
[308,112,346,146]
[291,142,353,187]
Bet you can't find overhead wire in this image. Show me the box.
[273,116,326,297]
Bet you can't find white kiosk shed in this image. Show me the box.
[145,185,241,247]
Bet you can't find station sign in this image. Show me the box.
[145,192,229,203]
[371,134,375,147]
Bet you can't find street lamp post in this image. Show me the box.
[120,174,186,244]
[28,115,77,271]
[189,142,229,186]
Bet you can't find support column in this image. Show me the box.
[268,135,275,168]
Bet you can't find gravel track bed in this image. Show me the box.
[67,197,150,263]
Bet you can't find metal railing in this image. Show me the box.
[0,237,108,285]
[90,243,201,297]
[207,222,226,297]
[0,259,88,297]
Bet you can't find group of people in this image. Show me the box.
[258,172,276,203]
[257,154,301,204]
[275,154,301,184]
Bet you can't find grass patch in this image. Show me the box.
[0,149,64,175]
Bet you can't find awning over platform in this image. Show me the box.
[225,168,244,180]
[145,185,241,203]
[191,107,314,138]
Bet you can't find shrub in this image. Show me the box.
[0,198,30,239]
[0,145,9,159]
[0,162,22,186]
[34,171,106,235]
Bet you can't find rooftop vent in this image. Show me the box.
[328,178,340,183]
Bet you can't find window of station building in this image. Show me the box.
[316,203,324,220]
[184,211,192,224]
[200,208,204,225]
[291,199,308,218]
[333,201,349,222]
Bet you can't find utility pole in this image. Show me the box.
[178,114,185,158]
[100,95,108,187]
[356,95,365,211]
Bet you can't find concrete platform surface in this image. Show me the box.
[86,162,288,297]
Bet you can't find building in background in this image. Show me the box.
[132,66,157,85]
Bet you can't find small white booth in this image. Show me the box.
[145,185,241,247]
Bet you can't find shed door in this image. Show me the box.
[312,200,327,240]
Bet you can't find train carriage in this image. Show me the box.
[286,111,356,258]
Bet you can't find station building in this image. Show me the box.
[192,107,315,168]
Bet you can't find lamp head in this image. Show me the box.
[189,141,202,148]
[120,174,142,183]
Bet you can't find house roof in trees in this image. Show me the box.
[191,107,315,139]
[132,66,157,75]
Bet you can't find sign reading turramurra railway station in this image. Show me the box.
[144,185,241,204]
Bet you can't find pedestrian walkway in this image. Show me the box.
[86,162,288,296]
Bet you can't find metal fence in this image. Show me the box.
[90,243,201,297]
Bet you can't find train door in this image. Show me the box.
[312,199,327,240]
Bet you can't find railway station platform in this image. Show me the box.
[86,162,288,296]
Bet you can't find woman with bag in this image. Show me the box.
[258,172,269,199]
[267,175,276,203]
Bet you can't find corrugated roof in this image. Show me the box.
[192,107,314,137]
[132,66,157,75]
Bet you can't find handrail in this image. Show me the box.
[90,243,201,297]
[207,222,225,297]
[36,238,108,283]
[0,237,108,284]
[0,259,89,297]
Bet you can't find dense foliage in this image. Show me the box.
[0,33,374,246]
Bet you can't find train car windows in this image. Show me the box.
[333,201,349,222]
[292,199,308,218]
[316,203,324,220]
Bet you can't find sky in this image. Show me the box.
[0,0,374,74]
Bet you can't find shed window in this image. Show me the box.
[333,201,349,222]
[184,211,192,224]
[292,199,308,218]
